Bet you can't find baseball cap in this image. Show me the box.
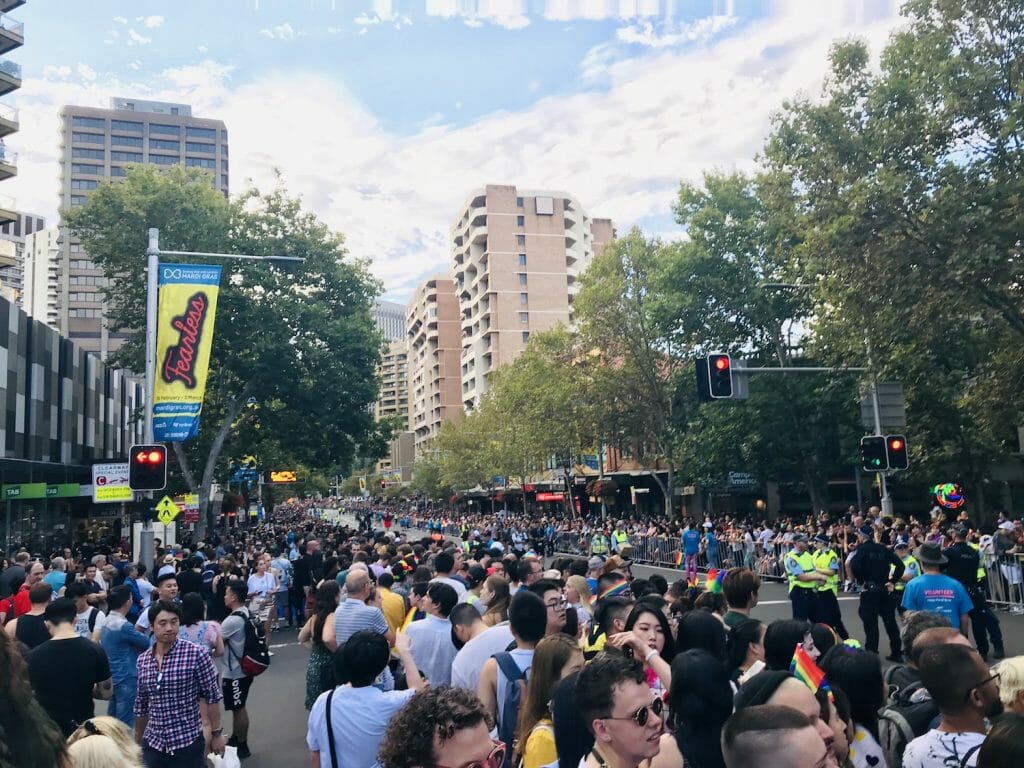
[857,524,874,537]
[895,537,910,549]
[792,533,809,543]
[813,533,829,544]
[588,556,605,571]
[999,521,1015,531]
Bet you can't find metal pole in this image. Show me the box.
[138,228,159,576]
[863,337,893,517]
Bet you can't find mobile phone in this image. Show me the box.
[739,660,766,684]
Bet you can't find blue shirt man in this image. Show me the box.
[682,528,701,556]
[901,544,974,630]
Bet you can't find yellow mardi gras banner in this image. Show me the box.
[152,264,222,442]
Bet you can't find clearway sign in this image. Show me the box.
[93,461,132,503]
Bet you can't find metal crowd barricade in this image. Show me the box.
[984,552,1024,612]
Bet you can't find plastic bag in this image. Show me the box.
[208,746,241,768]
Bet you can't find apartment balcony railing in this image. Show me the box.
[0,13,23,56]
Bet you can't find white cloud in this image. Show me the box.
[353,13,381,25]
[197,45,208,53]
[141,15,164,28]
[126,29,152,46]
[9,2,906,303]
[615,16,738,48]
[41,65,71,79]
[427,1,531,29]
[76,63,97,81]
[128,60,142,71]
[112,16,127,24]
[259,22,298,40]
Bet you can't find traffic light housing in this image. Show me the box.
[886,435,909,470]
[697,354,734,401]
[861,435,887,472]
[129,444,167,491]
[380,478,386,490]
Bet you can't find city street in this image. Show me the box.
[238,538,1024,767]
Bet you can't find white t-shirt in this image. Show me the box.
[74,607,105,639]
[247,571,276,597]
[307,684,415,768]
[137,578,155,607]
[902,729,985,768]
[450,622,515,692]
[430,575,467,598]
[849,724,886,768]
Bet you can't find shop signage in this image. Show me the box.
[536,492,565,502]
[93,462,133,503]
[2,483,81,501]
[726,471,759,490]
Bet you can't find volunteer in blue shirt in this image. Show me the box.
[901,542,973,634]
[681,525,701,586]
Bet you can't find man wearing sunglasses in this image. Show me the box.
[575,654,664,768]
[903,643,1002,768]
[528,579,567,637]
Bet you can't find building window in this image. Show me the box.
[72,116,106,129]
[516,196,524,208]
[517,215,525,227]
[71,179,99,189]
[70,195,87,206]
[111,119,143,132]
[516,234,525,246]
[72,132,104,144]
[150,139,180,151]
[518,273,527,286]
[522,331,530,342]
[72,148,105,160]
[518,253,526,266]
[111,135,143,147]
[519,312,529,323]
[149,123,179,135]
[111,151,142,162]
[186,126,218,140]
[186,156,216,168]
[185,142,215,153]
[110,166,126,177]
[519,292,528,305]
[221,159,228,171]
[221,174,229,188]
[148,154,180,165]
[71,164,102,175]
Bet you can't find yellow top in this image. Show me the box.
[380,588,406,636]
[522,720,556,768]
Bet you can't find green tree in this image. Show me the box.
[65,167,385,531]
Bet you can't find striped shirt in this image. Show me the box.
[334,599,394,690]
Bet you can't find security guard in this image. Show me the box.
[892,537,919,616]
[812,533,849,639]
[849,524,905,662]
[590,529,611,557]
[611,521,630,553]
[784,533,824,621]
[946,525,1005,660]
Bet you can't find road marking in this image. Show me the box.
[756,598,858,605]
[269,642,300,649]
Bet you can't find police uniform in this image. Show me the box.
[849,525,905,661]
[892,541,919,616]
[590,533,610,556]
[946,531,1005,660]
[812,535,849,639]
[611,527,630,553]
[784,535,818,621]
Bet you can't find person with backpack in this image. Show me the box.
[902,643,1002,768]
[478,590,547,768]
[515,634,584,768]
[66,581,105,641]
[222,579,266,760]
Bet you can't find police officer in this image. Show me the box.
[611,521,630,554]
[892,537,919,616]
[812,533,849,639]
[946,525,1005,660]
[590,528,611,557]
[849,524,905,661]
[784,533,824,621]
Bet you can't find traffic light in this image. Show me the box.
[708,354,733,398]
[129,444,167,491]
[886,435,909,471]
[379,478,386,490]
[861,436,887,472]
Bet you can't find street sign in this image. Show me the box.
[860,382,906,430]
[93,462,133,503]
[269,470,297,483]
[155,495,181,525]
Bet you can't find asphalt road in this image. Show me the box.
[235,521,1024,766]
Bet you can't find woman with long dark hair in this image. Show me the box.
[608,600,676,696]
[299,581,341,709]
[481,575,510,627]
[726,618,766,684]
[820,644,886,768]
[0,631,68,768]
[650,649,733,768]
[515,634,584,768]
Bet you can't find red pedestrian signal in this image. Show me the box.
[886,435,909,471]
[380,478,386,490]
[707,354,733,399]
[129,444,167,491]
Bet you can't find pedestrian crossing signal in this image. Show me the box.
[861,435,887,472]
[886,435,909,471]
[129,444,167,490]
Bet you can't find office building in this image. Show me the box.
[372,299,406,342]
[452,184,613,409]
[22,226,59,327]
[58,98,228,358]
[407,273,462,455]
[374,340,410,473]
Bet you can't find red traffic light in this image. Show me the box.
[888,438,904,451]
[714,357,730,371]
[128,444,168,491]
[148,450,163,463]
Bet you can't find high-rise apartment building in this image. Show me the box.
[407,273,462,455]
[452,184,613,410]
[372,299,406,342]
[0,211,45,304]
[22,226,59,327]
[58,98,228,358]
[0,2,24,246]
[374,340,409,473]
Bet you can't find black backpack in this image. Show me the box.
[878,679,939,768]
[493,653,527,768]
[229,610,271,677]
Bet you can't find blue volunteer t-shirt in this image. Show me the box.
[682,529,701,556]
[901,573,974,629]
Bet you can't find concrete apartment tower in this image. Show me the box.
[0,1,25,289]
[57,97,228,359]
[452,184,613,410]
[407,273,462,456]
[374,340,410,474]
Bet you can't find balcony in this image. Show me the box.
[0,13,22,55]
[0,59,20,95]
[0,103,16,136]
[0,147,16,179]
[0,2,24,13]
[0,192,13,224]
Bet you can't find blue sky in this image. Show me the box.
[9,1,905,301]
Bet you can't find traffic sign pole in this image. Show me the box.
[137,229,160,577]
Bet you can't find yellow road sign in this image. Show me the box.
[269,470,297,483]
[155,495,181,525]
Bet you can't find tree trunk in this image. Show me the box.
[197,380,255,538]
[172,442,199,493]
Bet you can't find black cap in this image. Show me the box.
[734,670,792,710]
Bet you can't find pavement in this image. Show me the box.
[232,522,1024,766]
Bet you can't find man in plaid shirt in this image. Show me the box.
[134,599,225,767]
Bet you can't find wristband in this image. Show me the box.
[644,649,658,663]
[211,729,224,737]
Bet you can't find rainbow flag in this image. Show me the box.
[790,644,832,700]
[675,551,683,568]
[706,568,726,593]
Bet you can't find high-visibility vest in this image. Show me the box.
[893,555,919,592]
[785,549,817,591]
[813,549,839,595]
[612,530,629,548]
[968,542,986,583]
[591,535,610,555]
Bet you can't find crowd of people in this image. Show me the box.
[1,501,1023,768]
